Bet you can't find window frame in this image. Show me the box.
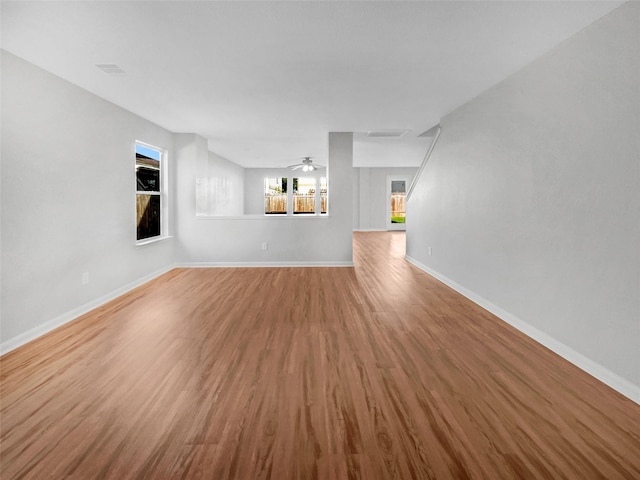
[264,177,289,215]
[292,176,317,215]
[263,174,328,217]
[135,141,169,245]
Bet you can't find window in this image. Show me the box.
[293,177,316,214]
[136,143,164,241]
[320,176,327,215]
[263,175,328,216]
[265,177,287,214]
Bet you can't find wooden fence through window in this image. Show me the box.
[265,194,287,214]
[265,194,327,214]
[391,193,406,218]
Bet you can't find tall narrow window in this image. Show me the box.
[265,177,287,214]
[136,143,163,241]
[293,177,316,214]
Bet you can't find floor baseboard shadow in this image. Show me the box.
[0,265,175,356]
[405,255,640,405]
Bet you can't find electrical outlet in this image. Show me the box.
[82,272,90,285]
[261,242,268,251]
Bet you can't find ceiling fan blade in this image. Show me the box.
[287,164,304,170]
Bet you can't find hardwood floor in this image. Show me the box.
[1,232,639,479]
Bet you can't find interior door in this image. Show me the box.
[386,175,410,231]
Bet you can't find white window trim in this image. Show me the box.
[263,175,328,217]
[135,141,169,245]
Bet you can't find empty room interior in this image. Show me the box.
[1,1,639,478]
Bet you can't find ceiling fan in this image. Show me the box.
[287,157,324,172]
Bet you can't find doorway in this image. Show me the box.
[386,175,411,231]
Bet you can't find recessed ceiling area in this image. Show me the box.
[0,1,623,168]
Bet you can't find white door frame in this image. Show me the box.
[386,175,411,231]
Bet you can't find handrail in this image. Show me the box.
[406,124,441,201]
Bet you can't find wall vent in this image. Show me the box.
[367,130,409,138]
[95,64,126,75]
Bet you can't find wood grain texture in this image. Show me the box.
[1,232,639,479]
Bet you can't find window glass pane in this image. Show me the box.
[136,166,160,192]
[391,180,406,193]
[320,176,327,215]
[391,180,406,223]
[137,194,161,240]
[265,177,287,214]
[293,177,316,214]
[136,145,161,161]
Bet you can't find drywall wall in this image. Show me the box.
[354,167,417,231]
[196,151,245,216]
[176,133,353,265]
[1,51,176,350]
[406,2,640,395]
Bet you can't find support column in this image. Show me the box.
[328,132,354,262]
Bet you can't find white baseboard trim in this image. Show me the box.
[177,261,354,268]
[0,261,354,356]
[353,228,386,232]
[0,264,176,356]
[405,255,640,405]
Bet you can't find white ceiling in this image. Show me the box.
[1,1,623,168]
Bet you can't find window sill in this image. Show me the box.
[195,215,330,220]
[136,235,173,246]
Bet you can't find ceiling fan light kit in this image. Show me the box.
[288,157,324,172]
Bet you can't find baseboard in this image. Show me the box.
[0,261,353,355]
[353,228,386,232]
[0,264,176,356]
[177,261,354,268]
[405,255,640,405]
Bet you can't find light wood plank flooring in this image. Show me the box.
[1,232,639,479]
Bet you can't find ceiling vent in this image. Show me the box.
[367,130,409,138]
[95,64,126,75]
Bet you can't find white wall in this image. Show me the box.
[354,167,417,231]
[196,151,245,216]
[406,2,639,396]
[1,51,176,349]
[176,133,353,265]
[0,53,355,351]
